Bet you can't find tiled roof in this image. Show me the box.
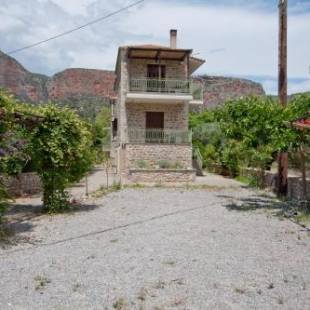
[293,118,310,130]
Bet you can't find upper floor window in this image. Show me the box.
[147,65,166,79]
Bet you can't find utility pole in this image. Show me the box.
[277,0,288,196]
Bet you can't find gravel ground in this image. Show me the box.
[0,186,310,310]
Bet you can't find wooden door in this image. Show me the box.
[147,65,166,91]
[145,112,164,143]
[146,112,164,129]
[147,65,159,79]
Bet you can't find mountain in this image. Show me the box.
[199,75,265,109]
[0,50,266,118]
[0,50,115,119]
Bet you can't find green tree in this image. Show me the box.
[30,105,95,212]
[215,96,286,173]
[93,106,111,162]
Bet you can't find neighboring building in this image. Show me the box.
[111,30,205,184]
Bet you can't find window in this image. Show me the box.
[112,118,118,138]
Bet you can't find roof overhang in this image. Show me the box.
[127,47,192,61]
[189,56,206,74]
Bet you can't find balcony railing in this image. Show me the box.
[128,128,192,144]
[129,78,203,100]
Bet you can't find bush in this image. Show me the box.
[30,105,95,213]
[135,159,149,169]
[157,160,184,169]
[1,93,96,214]
[0,186,8,225]
[158,160,171,169]
[221,140,244,177]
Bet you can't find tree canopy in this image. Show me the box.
[0,91,95,215]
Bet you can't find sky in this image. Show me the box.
[0,0,309,95]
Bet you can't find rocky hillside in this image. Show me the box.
[0,50,115,119]
[200,75,265,108]
[0,50,266,118]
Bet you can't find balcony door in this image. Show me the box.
[147,65,166,79]
[147,65,166,92]
[145,112,164,143]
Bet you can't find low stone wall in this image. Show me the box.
[0,173,42,197]
[241,168,310,200]
[127,169,196,184]
[126,144,193,170]
[288,177,310,200]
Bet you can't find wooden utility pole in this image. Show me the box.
[277,0,288,196]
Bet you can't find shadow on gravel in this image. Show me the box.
[218,193,310,231]
[217,194,283,212]
[223,197,283,212]
[1,202,98,248]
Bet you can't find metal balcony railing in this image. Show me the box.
[128,128,192,144]
[129,78,204,100]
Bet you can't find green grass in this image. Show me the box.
[91,183,121,198]
[235,175,251,184]
[295,209,310,226]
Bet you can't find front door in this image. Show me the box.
[145,112,164,143]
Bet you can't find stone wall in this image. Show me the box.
[1,173,42,197]
[126,144,193,170]
[288,177,310,200]
[126,102,188,130]
[241,168,310,201]
[129,59,186,80]
[127,169,196,184]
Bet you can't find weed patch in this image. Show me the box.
[34,275,51,291]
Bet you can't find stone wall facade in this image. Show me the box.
[127,102,188,131]
[129,59,187,80]
[127,169,196,184]
[126,144,192,170]
[1,173,42,197]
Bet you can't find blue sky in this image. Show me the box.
[0,0,309,94]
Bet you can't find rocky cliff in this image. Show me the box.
[200,75,265,108]
[0,50,115,119]
[0,50,266,118]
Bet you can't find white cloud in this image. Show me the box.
[0,0,309,90]
[49,0,94,16]
[288,79,310,94]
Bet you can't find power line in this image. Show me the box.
[3,0,145,56]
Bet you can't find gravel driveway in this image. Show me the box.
[0,186,309,310]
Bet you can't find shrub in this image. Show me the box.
[157,160,184,169]
[30,105,95,213]
[0,186,8,225]
[158,160,171,169]
[135,159,149,169]
[171,161,184,169]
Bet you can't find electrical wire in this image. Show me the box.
[2,0,144,56]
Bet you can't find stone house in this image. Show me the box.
[111,30,205,184]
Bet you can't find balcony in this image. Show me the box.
[127,78,203,104]
[128,128,192,144]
